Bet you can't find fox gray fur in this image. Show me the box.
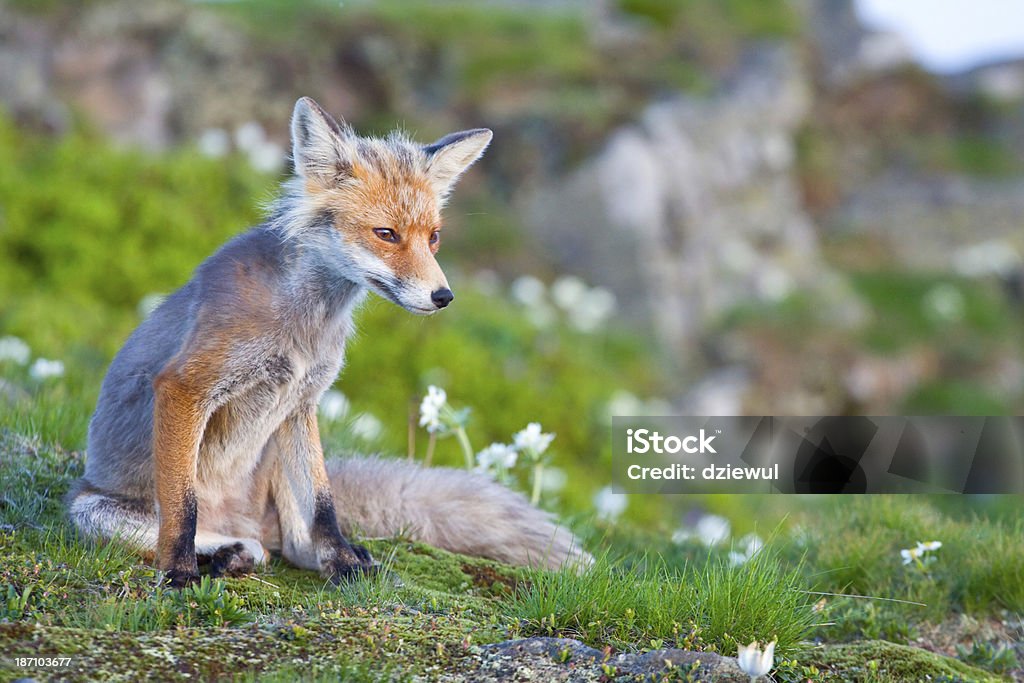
[66,96,588,586]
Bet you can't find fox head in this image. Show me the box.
[285,96,492,314]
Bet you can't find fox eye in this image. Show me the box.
[373,228,399,243]
[429,230,441,245]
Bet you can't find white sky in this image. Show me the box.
[856,0,1024,73]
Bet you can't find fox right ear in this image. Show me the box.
[290,97,354,183]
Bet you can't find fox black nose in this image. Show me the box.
[431,288,454,309]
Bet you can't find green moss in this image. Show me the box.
[0,532,516,679]
[0,612,479,682]
[813,640,1004,682]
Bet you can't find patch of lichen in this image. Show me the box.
[226,540,525,619]
[0,609,484,682]
[809,640,1004,682]
[0,538,524,680]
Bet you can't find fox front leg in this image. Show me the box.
[270,405,375,582]
[152,370,206,587]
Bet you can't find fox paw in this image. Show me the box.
[323,542,377,584]
[209,542,257,578]
[163,568,200,589]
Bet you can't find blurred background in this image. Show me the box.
[1,0,1022,524]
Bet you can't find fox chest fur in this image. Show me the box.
[194,322,349,491]
[84,226,365,504]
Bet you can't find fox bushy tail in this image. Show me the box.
[323,456,591,570]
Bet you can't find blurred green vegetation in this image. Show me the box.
[0,113,665,516]
[215,0,598,98]
[199,0,804,149]
[617,0,799,38]
[0,114,268,360]
[716,268,1024,415]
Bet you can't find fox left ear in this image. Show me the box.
[291,96,354,183]
[423,128,493,196]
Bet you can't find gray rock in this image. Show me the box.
[522,46,862,355]
[830,172,1024,271]
[444,636,746,682]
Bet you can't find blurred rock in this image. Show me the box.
[0,4,69,132]
[844,351,939,410]
[948,59,1024,102]
[799,0,913,86]
[459,637,747,682]
[830,173,1024,270]
[678,367,751,416]
[523,46,863,355]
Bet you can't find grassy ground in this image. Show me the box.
[1,378,1021,681]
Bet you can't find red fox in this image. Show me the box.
[67,97,587,586]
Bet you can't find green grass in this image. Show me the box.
[2,376,1022,679]
[802,497,1024,619]
[504,547,819,658]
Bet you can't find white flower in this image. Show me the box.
[728,533,764,566]
[671,528,694,545]
[923,284,965,322]
[419,385,447,433]
[137,293,166,319]
[318,390,349,421]
[475,443,518,477]
[350,413,382,441]
[695,514,731,547]
[672,515,734,547]
[568,287,616,332]
[741,533,764,556]
[234,121,266,152]
[736,640,776,680]
[605,390,644,420]
[525,302,557,329]
[593,485,627,522]
[728,551,749,567]
[952,240,1021,278]
[0,336,31,365]
[196,128,230,158]
[248,141,285,173]
[540,466,568,493]
[510,275,547,307]
[550,275,587,311]
[29,358,64,380]
[513,422,554,457]
[901,540,942,566]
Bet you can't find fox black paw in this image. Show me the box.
[324,543,377,584]
[163,568,200,589]
[208,542,256,577]
[350,542,373,565]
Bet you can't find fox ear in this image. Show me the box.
[423,128,493,196]
[290,97,353,182]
